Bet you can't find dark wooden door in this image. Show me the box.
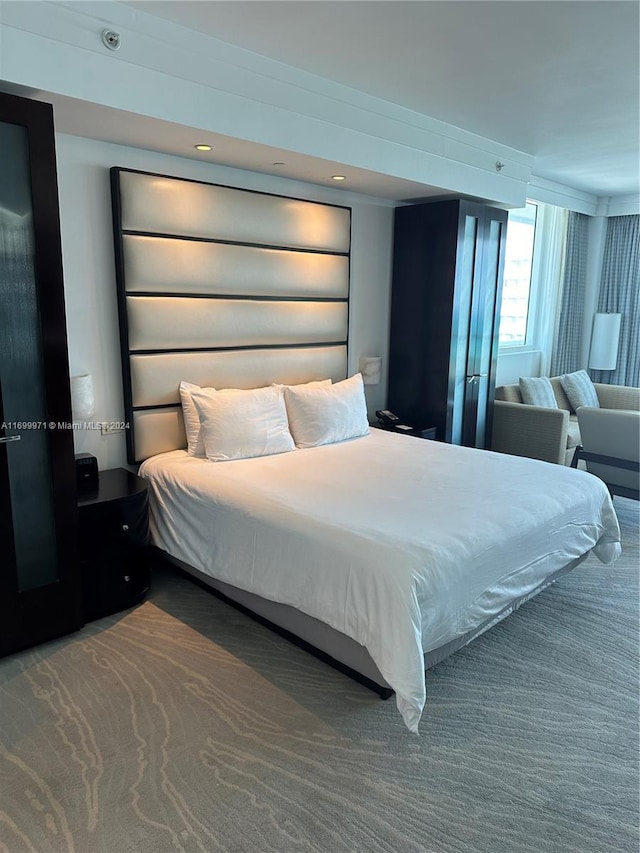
[388,199,507,450]
[450,201,483,446]
[0,92,82,656]
[462,207,508,448]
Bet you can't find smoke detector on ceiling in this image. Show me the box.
[102,30,121,51]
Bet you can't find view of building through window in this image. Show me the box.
[499,202,538,346]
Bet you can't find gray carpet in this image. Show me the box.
[1,498,637,853]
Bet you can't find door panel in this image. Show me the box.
[461,209,508,449]
[478,213,507,448]
[0,120,58,591]
[449,212,478,444]
[0,93,82,656]
[462,205,486,447]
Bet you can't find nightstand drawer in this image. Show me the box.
[79,548,149,622]
[79,490,149,547]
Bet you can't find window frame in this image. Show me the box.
[498,201,539,351]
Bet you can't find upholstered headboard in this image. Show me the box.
[111,168,351,463]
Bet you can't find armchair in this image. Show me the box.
[572,408,639,500]
[491,378,640,466]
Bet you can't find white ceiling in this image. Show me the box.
[122,0,639,198]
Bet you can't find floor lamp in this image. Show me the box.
[588,313,621,371]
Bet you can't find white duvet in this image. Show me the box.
[140,430,621,732]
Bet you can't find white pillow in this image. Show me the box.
[284,373,370,448]
[273,379,332,389]
[179,380,214,457]
[181,379,332,456]
[191,384,295,462]
[560,370,600,411]
[519,376,558,408]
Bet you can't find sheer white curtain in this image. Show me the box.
[531,203,568,376]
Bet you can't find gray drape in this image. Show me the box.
[590,214,640,387]
[550,212,589,376]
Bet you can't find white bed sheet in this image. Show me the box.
[140,430,621,732]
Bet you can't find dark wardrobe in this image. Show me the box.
[0,92,82,655]
[387,199,508,449]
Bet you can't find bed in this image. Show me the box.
[111,168,622,732]
[139,429,620,732]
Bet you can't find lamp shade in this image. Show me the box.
[588,313,622,371]
[359,356,382,385]
[70,373,95,420]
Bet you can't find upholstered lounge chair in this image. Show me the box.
[491,378,640,465]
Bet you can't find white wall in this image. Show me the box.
[495,349,542,386]
[55,134,394,470]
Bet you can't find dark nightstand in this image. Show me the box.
[77,468,150,621]
[372,422,437,440]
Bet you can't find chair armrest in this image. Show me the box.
[576,407,640,462]
[490,400,569,465]
[575,407,640,497]
[595,383,640,411]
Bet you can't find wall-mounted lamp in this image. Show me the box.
[588,313,622,371]
[70,373,95,421]
[359,356,382,386]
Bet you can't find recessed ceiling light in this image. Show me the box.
[195,144,213,151]
[331,175,346,181]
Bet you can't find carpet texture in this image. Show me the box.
[0,498,637,853]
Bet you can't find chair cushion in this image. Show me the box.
[560,370,600,411]
[519,376,558,408]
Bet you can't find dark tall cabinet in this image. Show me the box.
[0,92,82,656]
[388,199,508,449]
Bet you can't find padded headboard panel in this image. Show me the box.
[111,169,351,463]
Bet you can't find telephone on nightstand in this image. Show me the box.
[376,409,400,428]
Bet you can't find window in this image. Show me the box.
[498,202,538,346]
